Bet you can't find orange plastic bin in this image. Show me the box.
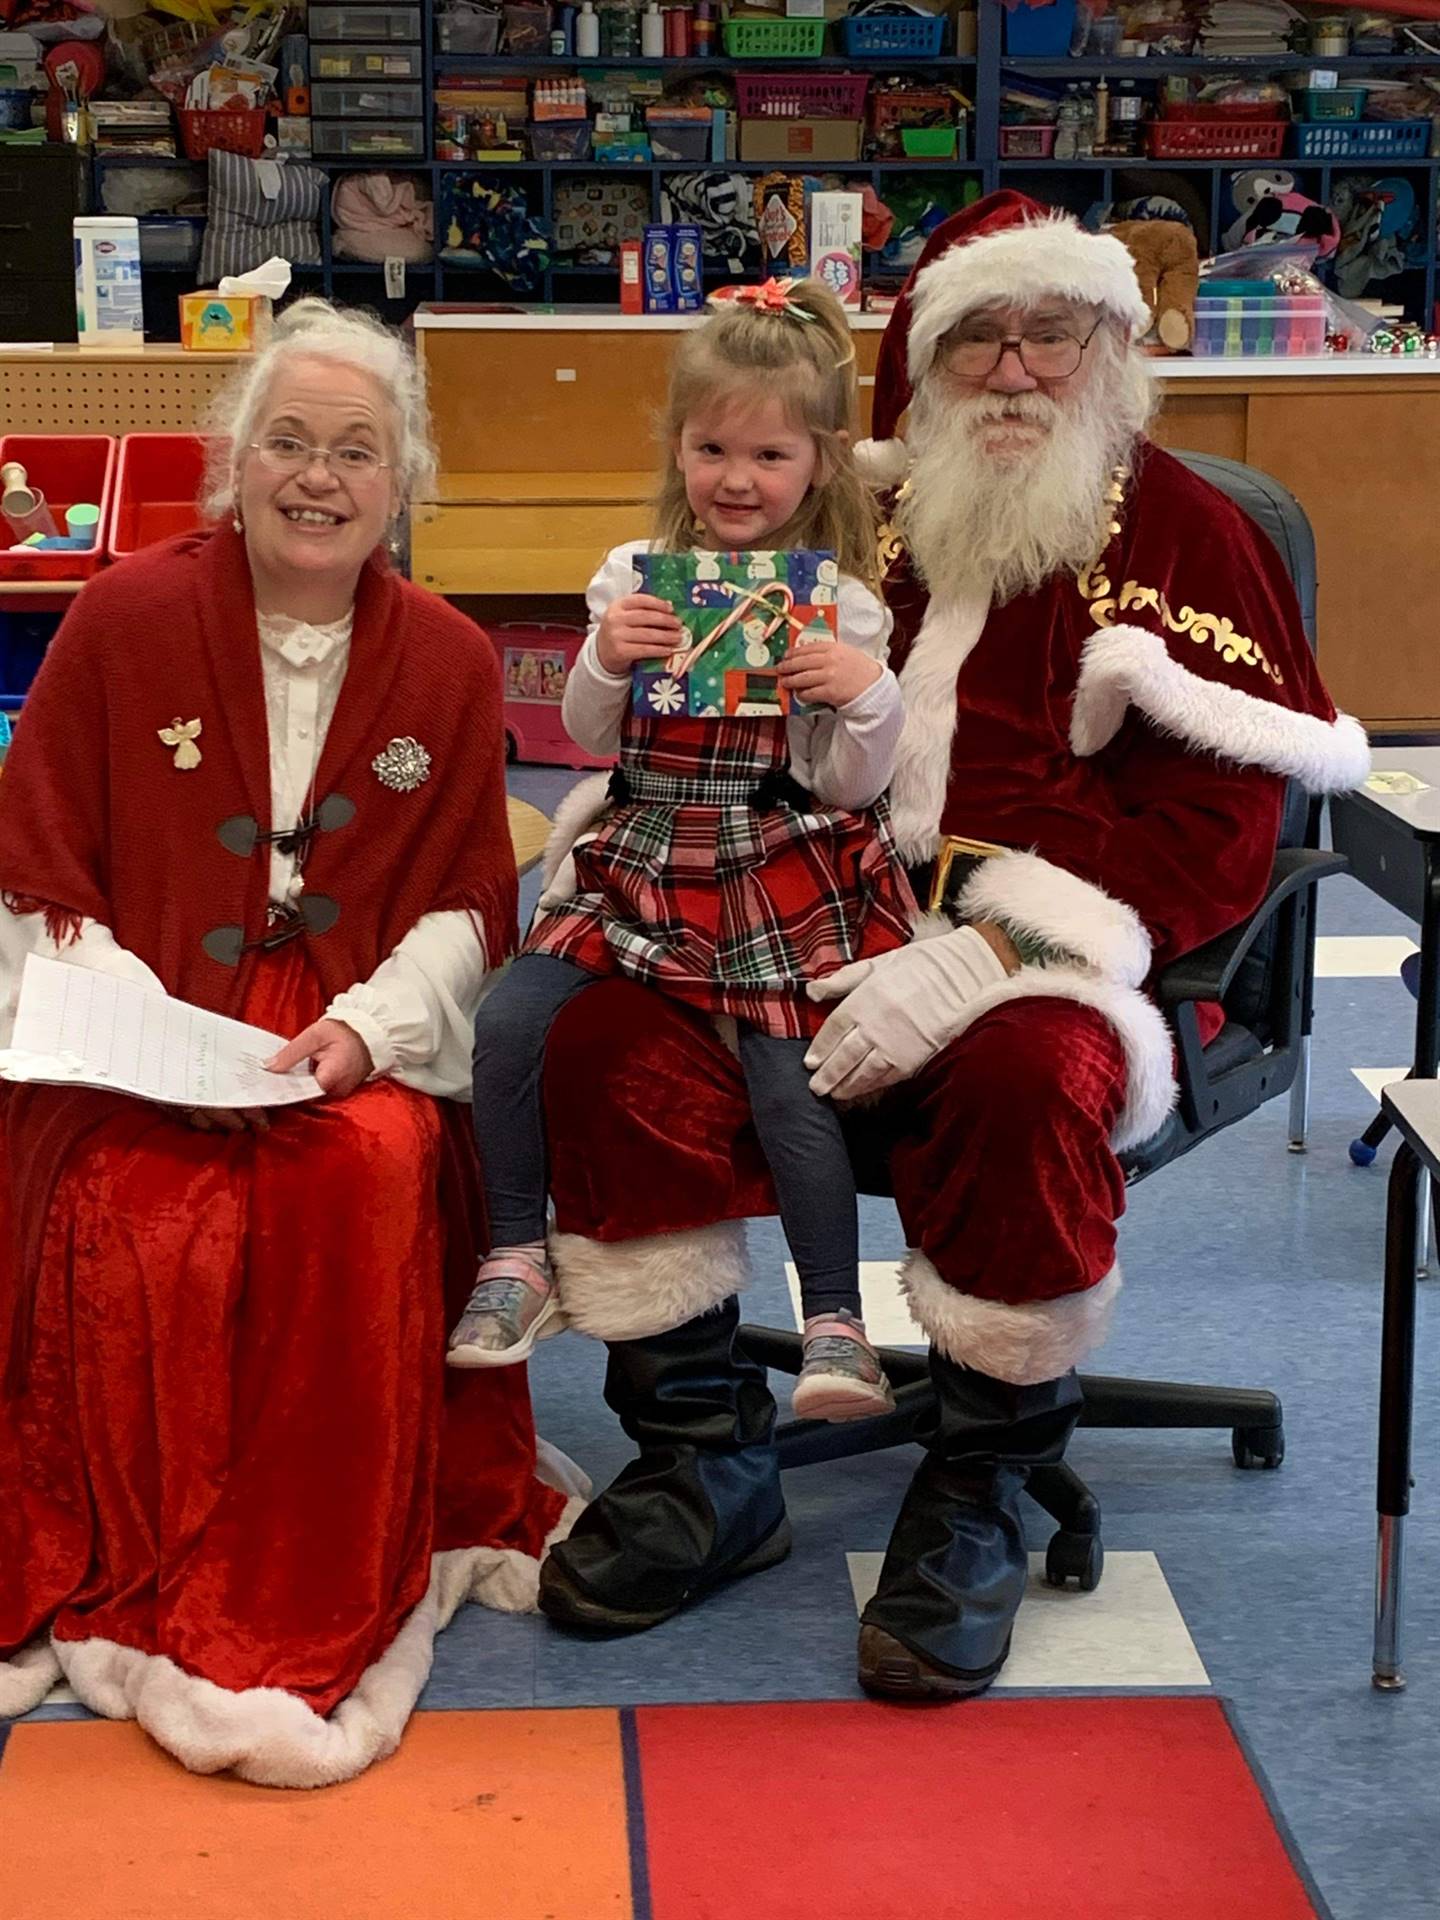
[109,433,214,560]
[0,435,117,588]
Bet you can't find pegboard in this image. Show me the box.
[0,353,238,435]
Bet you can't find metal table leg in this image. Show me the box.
[1374,1142,1421,1691]
[1288,1033,1311,1153]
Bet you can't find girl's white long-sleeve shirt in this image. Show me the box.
[0,611,491,1099]
[564,543,904,811]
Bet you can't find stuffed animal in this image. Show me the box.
[1223,170,1341,258]
[1107,217,1199,353]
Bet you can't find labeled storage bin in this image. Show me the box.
[1192,292,1326,357]
[310,118,427,156]
[0,434,117,586]
[177,107,269,160]
[1145,118,1286,159]
[137,216,205,269]
[722,18,826,57]
[999,123,1056,157]
[839,9,945,56]
[310,81,424,117]
[1291,118,1431,159]
[108,433,211,560]
[734,71,869,118]
[308,6,422,41]
[310,43,425,79]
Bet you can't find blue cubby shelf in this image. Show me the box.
[94,0,1440,326]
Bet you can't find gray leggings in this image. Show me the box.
[472,953,861,1320]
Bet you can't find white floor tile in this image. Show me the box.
[1351,1067,1410,1102]
[845,1549,1210,1689]
[783,1259,919,1344]
[1315,936,1418,979]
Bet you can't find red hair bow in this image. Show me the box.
[708,278,813,320]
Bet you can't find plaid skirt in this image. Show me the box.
[525,714,915,1039]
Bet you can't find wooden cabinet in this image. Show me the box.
[416,323,1440,733]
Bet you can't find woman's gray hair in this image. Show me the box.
[201,297,437,520]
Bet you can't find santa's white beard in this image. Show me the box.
[898,346,1152,607]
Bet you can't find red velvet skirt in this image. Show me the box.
[0,949,565,1716]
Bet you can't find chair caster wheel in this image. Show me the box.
[1350,1139,1378,1167]
[1044,1528,1104,1592]
[1232,1423,1285,1470]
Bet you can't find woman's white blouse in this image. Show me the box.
[0,611,497,1100]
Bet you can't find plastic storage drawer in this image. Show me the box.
[309,81,424,117]
[309,43,425,79]
[308,6,422,41]
[137,216,205,268]
[109,433,212,559]
[310,118,427,156]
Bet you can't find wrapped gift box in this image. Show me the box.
[630,547,838,720]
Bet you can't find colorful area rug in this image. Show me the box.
[0,1696,1326,1919]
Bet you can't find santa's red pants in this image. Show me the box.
[545,979,1129,1310]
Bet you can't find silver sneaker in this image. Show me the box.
[447,1253,563,1369]
[792,1313,896,1423]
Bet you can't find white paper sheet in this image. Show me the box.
[0,954,323,1109]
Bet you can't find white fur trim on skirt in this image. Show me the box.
[0,1451,589,1790]
[549,1217,751,1342]
[902,1253,1122,1384]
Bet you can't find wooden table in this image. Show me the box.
[1373,1078,1440,1692]
[507,795,550,877]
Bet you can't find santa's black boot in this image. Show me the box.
[857,1355,1083,1699]
[539,1296,790,1634]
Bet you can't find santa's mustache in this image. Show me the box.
[954,391,1059,428]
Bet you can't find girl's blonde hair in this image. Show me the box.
[652,278,881,591]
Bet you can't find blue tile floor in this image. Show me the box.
[23,764,1438,1919]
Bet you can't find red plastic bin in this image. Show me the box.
[0,435,117,586]
[109,433,214,560]
[178,107,269,161]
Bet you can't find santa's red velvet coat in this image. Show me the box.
[539,443,1367,1382]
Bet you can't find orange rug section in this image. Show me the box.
[0,1710,633,1920]
[632,1697,1322,1920]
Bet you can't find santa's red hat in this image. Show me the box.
[856,189,1151,487]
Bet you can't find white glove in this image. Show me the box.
[804,925,1010,1100]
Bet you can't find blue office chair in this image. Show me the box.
[737,452,1345,1592]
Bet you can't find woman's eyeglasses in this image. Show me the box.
[938,319,1103,381]
[250,435,390,480]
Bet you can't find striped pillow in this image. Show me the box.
[199,150,324,285]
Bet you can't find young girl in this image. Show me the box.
[451,277,920,1421]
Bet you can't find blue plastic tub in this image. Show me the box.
[1003,0,1077,57]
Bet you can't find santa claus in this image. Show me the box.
[534,192,1370,1694]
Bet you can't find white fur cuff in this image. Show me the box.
[902,1253,1122,1383]
[549,1218,750,1341]
[959,850,1152,988]
[1070,624,1371,794]
[540,771,613,894]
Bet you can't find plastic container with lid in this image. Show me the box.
[309,80,425,117]
[309,5,422,41]
[1192,293,1326,357]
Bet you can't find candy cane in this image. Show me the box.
[667,580,798,677]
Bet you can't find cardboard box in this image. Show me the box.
[178,291,273,352]
[809,189,862,309]
[739,118,864,163]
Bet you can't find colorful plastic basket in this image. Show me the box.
[178,106,269,160]
[1293,86,1366,121]
[838,11,946,57]
[998,123,1056,157]
[721,18,825,57]
[1291,118,1431,159]
[1145,118,1287,159]
[734,70,870,117]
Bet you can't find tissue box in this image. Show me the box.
[178,291,273,352]
[629,548,839,721]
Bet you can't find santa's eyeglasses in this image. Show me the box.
[938,318,1104,381]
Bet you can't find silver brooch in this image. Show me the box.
[372,736,431,792]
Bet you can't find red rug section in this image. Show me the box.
[634,1697,1320,1920]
